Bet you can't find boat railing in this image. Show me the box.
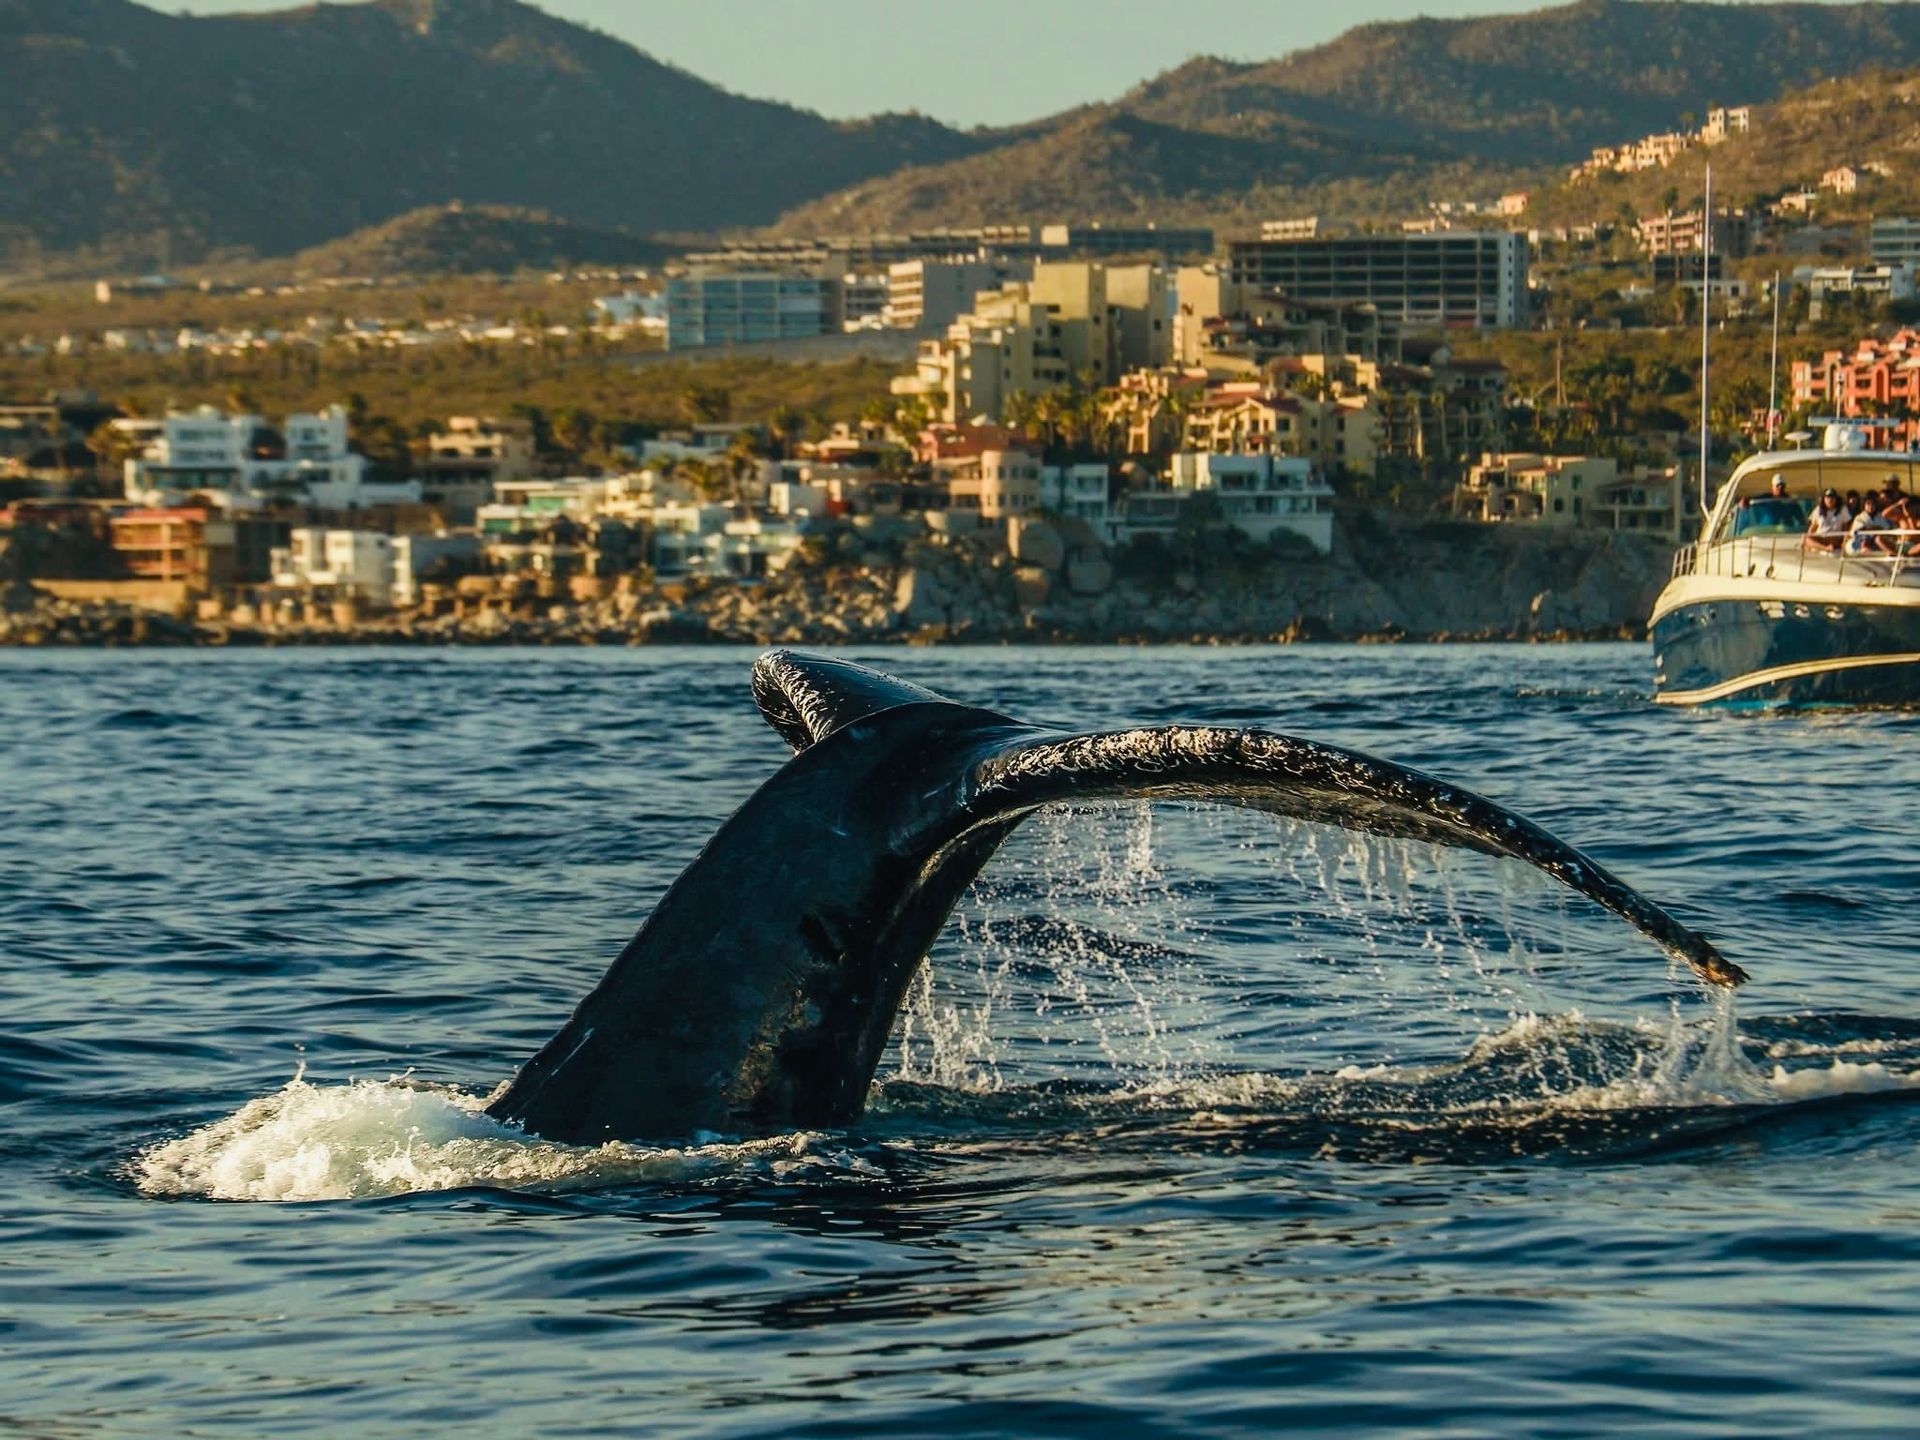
[1673,531,1920,586]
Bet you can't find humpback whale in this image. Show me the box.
[487,651,1743,1146]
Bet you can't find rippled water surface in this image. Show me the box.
[4,644,1917,1436]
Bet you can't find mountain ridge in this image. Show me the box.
[12,0,1920,269]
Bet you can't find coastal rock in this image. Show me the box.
[1008,517,1064,571]
[893,568,949,628]
[1012,566,1051,610]
[1065,554,1113,596]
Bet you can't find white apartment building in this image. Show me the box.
[885,256,1035,331]
[119,405,421,511]
[270,529,398,606]
[268,529,475,607]
[648,501,733,574]
[1041,463,1112,532]
[1147,453,1334,553]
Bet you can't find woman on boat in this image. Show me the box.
[1806,488,1850,551]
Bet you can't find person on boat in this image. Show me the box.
[1847,492,1897,554]
[1878,477,1917,550]
[1806,488,1850,551]
[1845,489,1864,521]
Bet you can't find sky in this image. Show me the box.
[163,0,1587,128]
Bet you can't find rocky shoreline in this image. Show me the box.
[0,520,1675,649]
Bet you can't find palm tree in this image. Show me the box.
[722,428,766,514]
[767,404,801,460]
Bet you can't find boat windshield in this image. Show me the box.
[1729,496,1807,536]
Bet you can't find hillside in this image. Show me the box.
[1524,66,1920,234]
[778,108,1476,235]
[275,204,679,279]
[0,0,984,267]
[1127,0,1920,165]
[12,0,1920,270]
[779,0,1920,234]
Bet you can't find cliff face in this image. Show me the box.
[692,518,1675,646]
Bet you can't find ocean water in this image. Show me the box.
[2,643,1916,1437]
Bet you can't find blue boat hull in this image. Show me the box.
[1652,597,1920,705]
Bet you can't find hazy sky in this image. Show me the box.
[162,0,1597,127]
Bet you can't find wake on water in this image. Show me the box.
[132,810,1920,1204]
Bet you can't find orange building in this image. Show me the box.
[1790,329,1920,448]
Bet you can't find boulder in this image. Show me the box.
[1007,516,1065,571]
[893,568,950,628]
[1013,565,1051,609]
[924,508,980,537]
[1065,554,1113,596]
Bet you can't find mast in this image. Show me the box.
[1699,164,1713,515]
[1768,268,1782,448]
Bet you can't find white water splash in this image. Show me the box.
[134,1071,859,1203]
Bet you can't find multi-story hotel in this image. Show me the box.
[664,272,844,350]
[1223,231,1530,329]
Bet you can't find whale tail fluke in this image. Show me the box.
[489,652,1739,1146]
[956,725,1743,987]
[745,650,1741,988]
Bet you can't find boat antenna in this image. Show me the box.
[1699,163,1713,516]
[1768,267,1782,447]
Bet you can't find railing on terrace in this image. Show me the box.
[1671,531,1920,586]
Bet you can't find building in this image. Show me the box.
[840,273,890,330]
[944,449,1043,519]
[1636,209,1754,260]
[665,271,844,350]
[1652,253,1724,286]
[1455,453,1688,540]
[648,501,733,574]
[1791,328,1920,446]
[270,529,400,606]
[1871,217,1920,268]
[1119,454,1334,552]
[1224,231,1530,329]
[107,508,240,590]
[1260,218,1323,241]
[885,256,1035,332]
[419,416,535,523]
[1800,264,1918,319]
[893,262,1173,424]
[1040,463,1112,530]
[1700,106,1751,145]
[1296,343,1508,464]
[1174,267,1397,369]
[1037,223,1214,261]
[117,405,419,512]
[682,227,1035,273]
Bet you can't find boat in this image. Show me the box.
[1651,422,1920,705]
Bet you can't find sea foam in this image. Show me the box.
[134,1071,834,1202]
